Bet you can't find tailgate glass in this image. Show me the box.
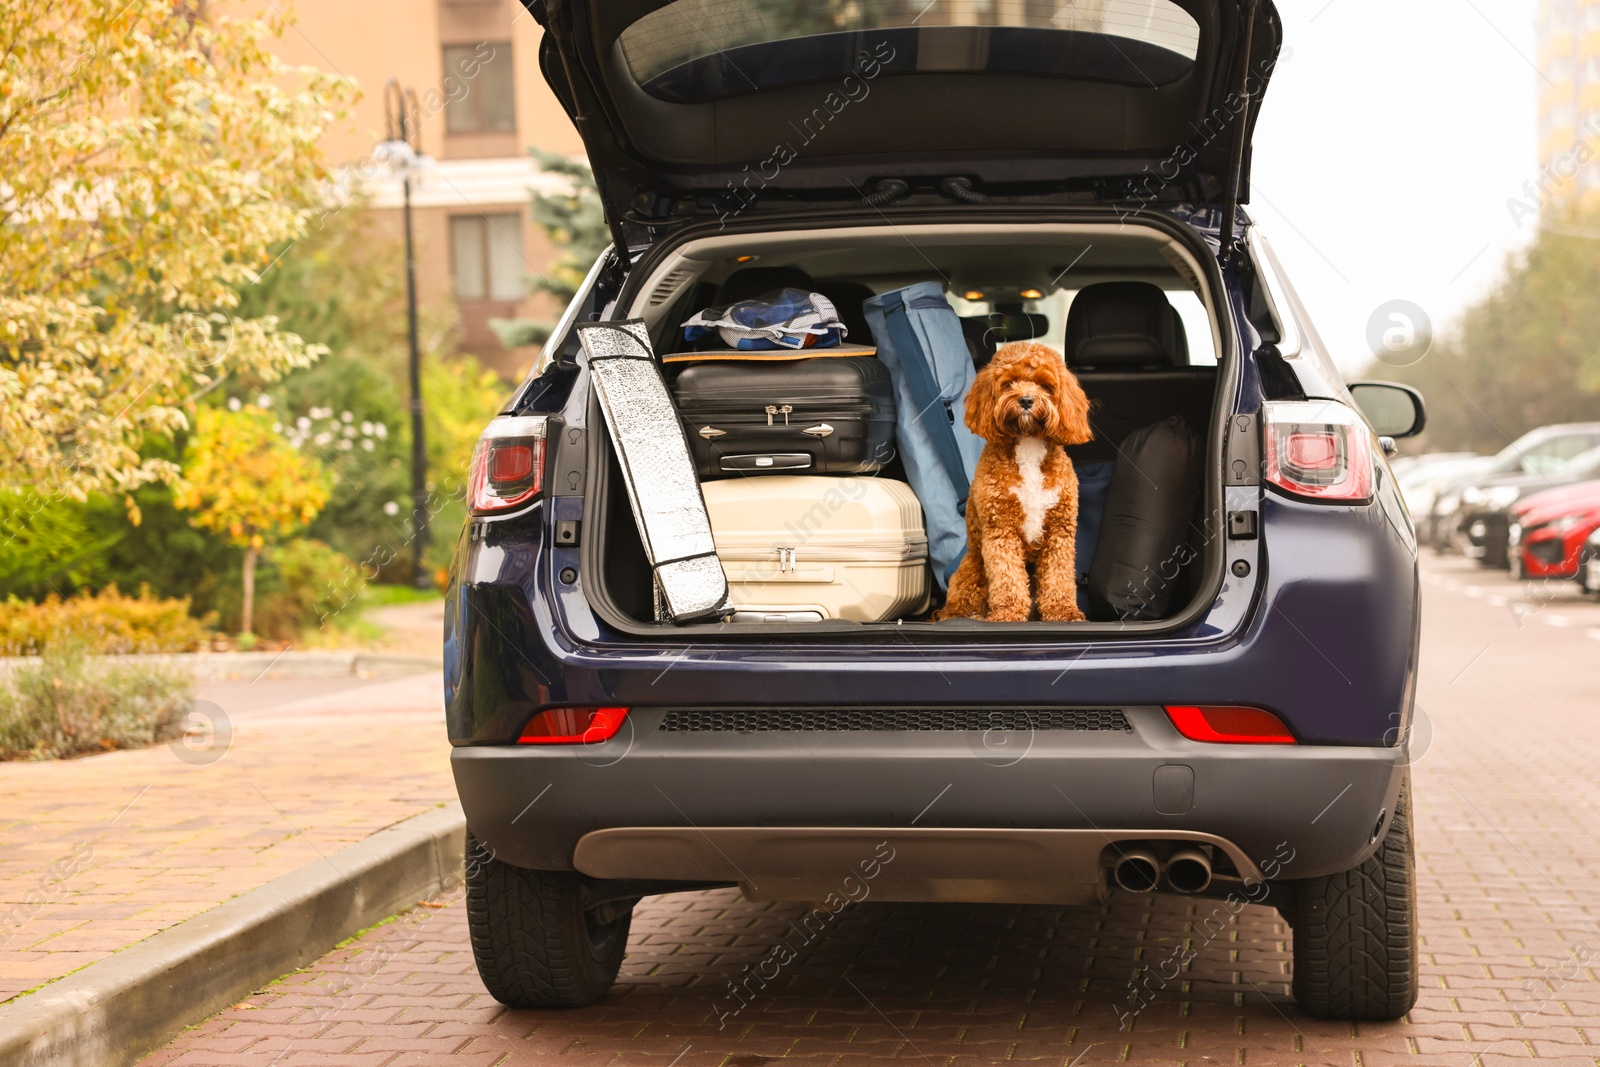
[620,0,1202,103]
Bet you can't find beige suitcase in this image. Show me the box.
[700,476,930,623]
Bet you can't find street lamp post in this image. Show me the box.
[382,79,432,590]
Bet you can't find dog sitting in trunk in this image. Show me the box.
[938,342,1093,623]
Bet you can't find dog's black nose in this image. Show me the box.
[1018,395,1035,411]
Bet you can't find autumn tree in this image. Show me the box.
[174,407,329,637]
[1379,228,1600,451]
[0,0,354,498]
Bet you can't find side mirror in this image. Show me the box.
[1349,381,1426,439]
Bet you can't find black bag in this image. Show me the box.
[672,356,896,479]
[1085,416,1203,622]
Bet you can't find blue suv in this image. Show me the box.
[449,0,1428,1021]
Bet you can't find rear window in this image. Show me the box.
[620,0,1203,104]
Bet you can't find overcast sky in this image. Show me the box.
[1249,0,1544,373]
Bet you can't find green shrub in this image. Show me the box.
[249,538,360,639]
[0,644,192,760]
[0,587,212,656]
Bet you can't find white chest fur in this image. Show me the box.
[1009,437,1060,544]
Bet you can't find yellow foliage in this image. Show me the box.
[0,587,212,656]
[174,407,330,549]
[0,0,356,498]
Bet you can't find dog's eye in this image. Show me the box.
[1040,384,1054,394]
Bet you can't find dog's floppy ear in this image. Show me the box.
[1047,360,1094,446]
[964,361,1001,441]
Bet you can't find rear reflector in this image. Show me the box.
[1164,705,1296,744]
[518,707,629,744]
[469,415,547,515]
[1263,400,1374,503]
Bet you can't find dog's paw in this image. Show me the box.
[1040,605,1087,623]
[984,606,1029,623]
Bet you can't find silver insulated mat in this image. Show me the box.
[579,320,729,623]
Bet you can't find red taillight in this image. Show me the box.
[1164,705,1296,744]
[469,416,547,514]
[518,707,629,744]
[1263,401,1374,503]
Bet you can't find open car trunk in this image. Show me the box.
[578,214,1237,640]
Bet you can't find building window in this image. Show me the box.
[450,214,525,301]
[443,42,515,133]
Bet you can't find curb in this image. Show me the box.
[0,650,442,682]
[0,802,467,1067]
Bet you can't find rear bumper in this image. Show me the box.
[452,706,1406,895]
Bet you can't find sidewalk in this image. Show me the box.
[0,667,453,1004]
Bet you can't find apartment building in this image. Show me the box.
[1537,0,1600,216]
[264,0,583,376]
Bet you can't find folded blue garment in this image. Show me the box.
[682,288,846,350]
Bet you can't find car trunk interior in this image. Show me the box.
[583,220,1231,637]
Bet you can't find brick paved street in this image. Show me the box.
[0,672,452,1003]
[145,556,1600,1066]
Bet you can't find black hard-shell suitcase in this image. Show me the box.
[672,356,896,479]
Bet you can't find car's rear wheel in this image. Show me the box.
[464,832,632,1008]
[1290,776,1419,1021]
[1509,548,1526,581]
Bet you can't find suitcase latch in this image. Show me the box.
[698,425,726,439]
[765,404,793,426]
[802,423,834,438]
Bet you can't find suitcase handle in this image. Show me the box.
[718,453,814,472]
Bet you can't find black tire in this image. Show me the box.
[464,833,632,1008]
[1291,777,1419,1021]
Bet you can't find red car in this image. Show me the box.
[1508,480,1600,580]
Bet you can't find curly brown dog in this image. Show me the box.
[938,341,1093,623]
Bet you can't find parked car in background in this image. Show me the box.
[1509,480,1600,581]
[1400,455,1486,543]
[1581,527,1600,596]
[1425,425,1600,559]
[1391,451,1476,480]
[1456,443,1600,567]
[1416,456,1497,550]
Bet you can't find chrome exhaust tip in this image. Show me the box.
[1164,846,1213,894]
[1113,848,1161,893]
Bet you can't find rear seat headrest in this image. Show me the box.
[961,312,1050,366]
[1065,282,1186,370]
[717,266,815,304]
[812,280,876,346]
